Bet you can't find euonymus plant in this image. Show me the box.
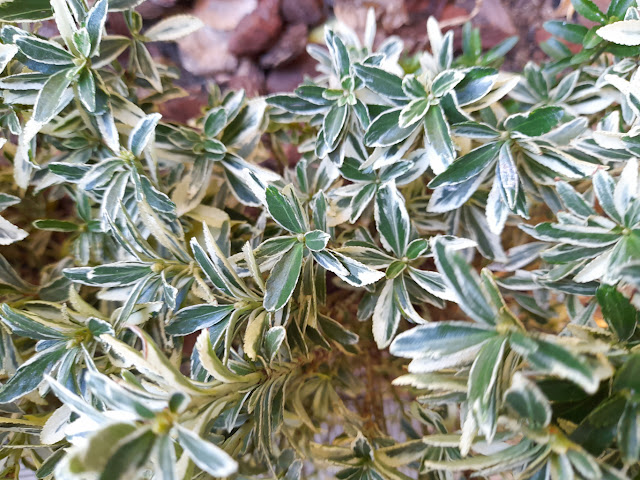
[2,0,640,478]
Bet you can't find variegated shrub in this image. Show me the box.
[1,0,640,478]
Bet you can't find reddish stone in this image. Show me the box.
[260,24,308,69]
[469,0,518,48]
[178,28,238,75]
[222,59,266,96]
[280,0,324,26]
[228,0,283,56]
[191,0,257,32]
[158,88,209,124]
[136,0,177,19]
[266,52,318,93]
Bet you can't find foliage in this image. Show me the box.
[0,0,639,478]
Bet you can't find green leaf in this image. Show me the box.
[15,36,75,65]
[423,104,456,174]
[325,29,350,79]
[544,21,588,43]
[596,284,637,341]
[375,182,410,257]
[204,107,227,138]
[73,28,91,58]
[266,185,307,234]
[556,181,595,217]
[86,0,108,56]
[78,68,97,112]
[267,95,328,115]
[608,0,636,17]
[352,64,407,100]
[364,108,419,147]
[0,0,52,22]
[504,372,551,428]
[497,142,519,209]
[398,98,429,128]
[390,321,498,359]
[304,230,330,252]
[372,279,401,348]
[0,345,66,403]
[265,325,286,361]
[175,424,238,477]
[129,113,162,157]
[468,336,507,441]
[593,170,622,223]
[166,304,234,336]
[432,238,496,325]
[133,41,162,92]
[525,223,620,248]
[505,106,564,137]
[509,332,599,394]
[614,353,640,393]
[385,260,406,279]
[571,0,606,23]
[0,43,17,75]
[264,242,304,311]
[452,121,501,139]
[0,216,28,245]
[154,434,177,480]
[64,262,153,287]
[0,304,68,340]
[429,142,502,189]
[483,37,519,64]
[327,251,385,287]
[402,75,427,98]
[318,314,359,347]
[431,70,465,97]
[36,449,65,479]
[454,68,498,105]
[99,428,156,480]
[405,239,429,259]
[618,402,640,463]
[323,103,348,149]
[33,219,79,232]
[33,69,74,123]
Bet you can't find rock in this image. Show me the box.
[334,0,408,37]
[176,0,260,76]
[266,52,317,93]
[177,28,238,75]
[260,24,308,69]
[136,0,178,19]
[191,0,258,31]
[219,59,265,96]
[280,0,324,26]
[470,0,517,48]
[158,87,209,123]
[229,0,283,57]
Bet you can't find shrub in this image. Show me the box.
[1,0,640,478]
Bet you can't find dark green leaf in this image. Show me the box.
[596,284,637,341]
[166,304,234,336]
[0,345,66,403]
[264,242,304,311]
[571,0,606,23]
[429,142,502,188]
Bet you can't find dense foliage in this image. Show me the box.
[2,0,640,478]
